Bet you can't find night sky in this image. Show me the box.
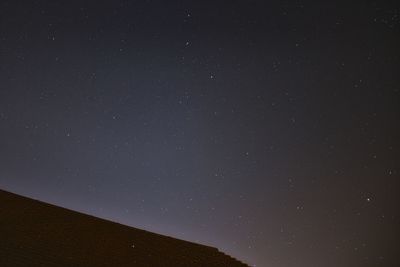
[1,1,399,266]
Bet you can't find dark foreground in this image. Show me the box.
[0,189,248,267]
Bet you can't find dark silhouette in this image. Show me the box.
[0,189,248,266]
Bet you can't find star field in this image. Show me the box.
[0,1,399,266]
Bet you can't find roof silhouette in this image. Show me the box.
[0,189,249,266]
